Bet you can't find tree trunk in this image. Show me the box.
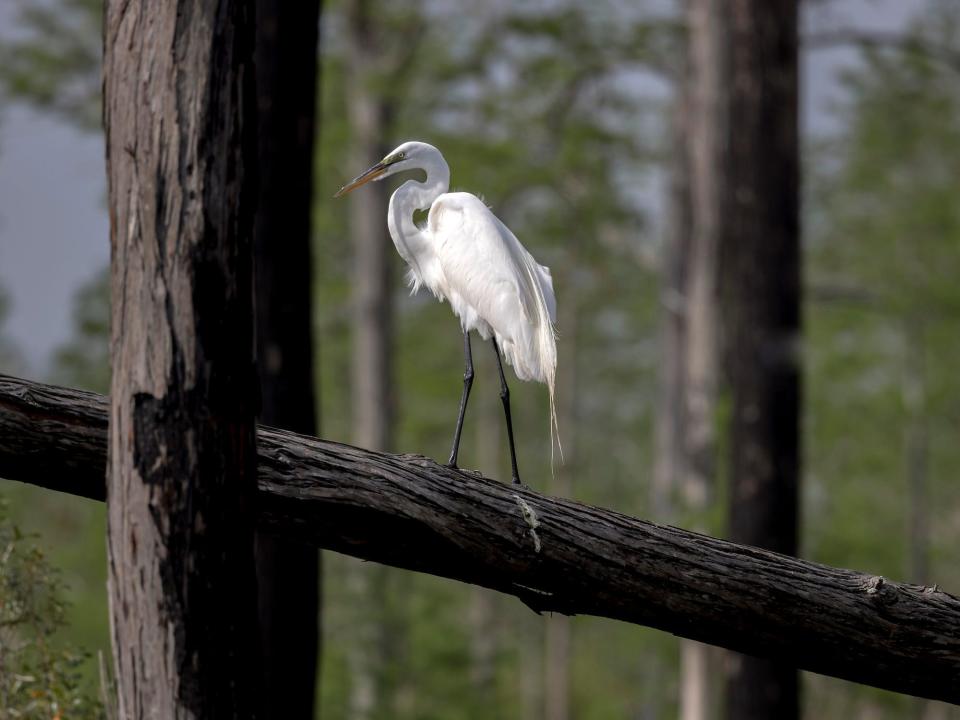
[902,320,928,587]
[253,2,322,717]
[344,2,395,717]
[652,83,688,522]
[544,279,579,720]
[660,1,725,717]
[720,2,801,719]
[5,375,960,707]
[346,0,394,454]
[469,358,502,703]
[102,1,261,716]
[902,320,934,720]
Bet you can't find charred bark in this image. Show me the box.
[719,2,801,719]
[3,375,960,707]
[102,1,261,716]
[253,2,322,717]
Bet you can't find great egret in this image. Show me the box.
[335,141,557,484]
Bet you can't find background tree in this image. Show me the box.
[253,1,323,718]
[805,4,960,716]
[657,0,724,717]
[338,1,413,715]
[720,2,801,719]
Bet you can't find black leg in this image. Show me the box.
[492,339,521,484]
[446,330,474,468]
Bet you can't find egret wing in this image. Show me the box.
[429,192,556,383]
[430,193,543,330]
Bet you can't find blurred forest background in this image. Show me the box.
[1,0,959,718]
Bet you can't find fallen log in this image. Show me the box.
[1,373,958,704]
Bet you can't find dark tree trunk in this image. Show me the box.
[253,2,322,717]
[4,375,960,707]
[720,2,801,719]
[102,1,261,717]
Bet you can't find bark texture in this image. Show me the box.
[3,375,960,707]
[102,1,261,717]
[253,1,322,716]
[720,2,801,718]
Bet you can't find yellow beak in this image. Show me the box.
[334,162,387,198]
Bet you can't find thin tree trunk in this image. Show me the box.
[469,360,501,703]
[544,615,571,720]
[102,1,261,716]
[661,2,725,717]
[721,2,801,719]
[544,286,578,720]
[654,0,698,522]
[468,586,498,698]
[344,2,395,717]
[652,99,688,520]
[903,320,928,587]
[253,2,322,717]
[682,0,721,514]
[680,0,723,715]
[903,320,932,720]
[346,0,394,454]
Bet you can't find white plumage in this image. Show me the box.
[335,140,559,481]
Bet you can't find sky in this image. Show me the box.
[0,0,929,379]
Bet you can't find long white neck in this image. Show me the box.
[387,151,450,279]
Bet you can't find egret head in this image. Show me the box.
[334,141,441,197]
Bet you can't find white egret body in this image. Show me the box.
[335,141,558,483]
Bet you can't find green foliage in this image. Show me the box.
[51,268,110,394]
[0,0,102,130]
[0,500,103,719]
[804,7,960,716]
[807,4,960,576]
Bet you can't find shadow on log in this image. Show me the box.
[1,373,959,705]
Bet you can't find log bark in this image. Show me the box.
[2,375,960,706]
[103,1,261,716]
[253,1,322,716]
